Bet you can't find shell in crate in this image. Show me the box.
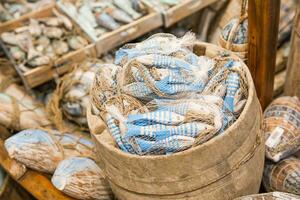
[234,192,300,200]
[87,36,264,199]
[263,96,300,162]
[263,157,300,195]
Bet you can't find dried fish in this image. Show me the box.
[27,55,51,67]
[67,36,88,50]
[96,12,120,31]
[52,157,113,200]
[105,6,133,24]
[28,19,42,37]
[4,129,95,173]
[113,0,142,20]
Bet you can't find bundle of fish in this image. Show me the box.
[47,60,103,130]
[234,192,300,200]
[263,157,300,195]
[0,8,89,72]
[263,96,300,162]
[91,32,249,155]
[57,0,147,41]
[0,73,51,131]
[5,129,114,199]
[0,0,53,23]
[143,0,183,12]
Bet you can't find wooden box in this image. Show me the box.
[0,1,55,32]
[163,0,219,27]
[58,1,163,57]
[0,4,97,90]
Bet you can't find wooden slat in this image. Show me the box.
[163,0,219,27]
[248,0,281,109]
[0,139,75,200]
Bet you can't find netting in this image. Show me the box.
[90,33,249,155]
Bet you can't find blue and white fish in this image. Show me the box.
[127,110,185,126]
[133,135,195,154]
[124,122,213,140]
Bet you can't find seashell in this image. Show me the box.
[52,157,113,200]
[52,40,69,56]
[113,0,142,20]
[42,26,64,39]
[96,12,120,31]
[53,9,73,31]
[1,32,18,46]
[234,192,300,200]
[67,36,88,50]
[28,18,42,37]
[4,129,96,173]
[263,157,300,195]
[4,129,64,173]
[9,46,25,61]
[263,96,300,162]
[36,36,50,47]
[27,55,51,67]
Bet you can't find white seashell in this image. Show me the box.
[52,157,113,200]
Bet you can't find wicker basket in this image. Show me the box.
[87,42,264,200]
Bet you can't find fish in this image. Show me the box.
[133,135,195,154]
[52,157,113,200]
[67,36,88,50]
[4,129,95,173]
[113,0,142,20]
[223,72,240,112]
[105,6,134,24]
[123,82,153,99]
[127,110,185,126]
[124,122,214,140]
[27,55,51,67]
[96,12,120,31]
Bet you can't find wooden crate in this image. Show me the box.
[0,4,97,90]
[58,1,163,57]
[0,2,55,33]
[162,0,219,27]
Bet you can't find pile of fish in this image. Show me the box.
[91,32,249,155]
[57,0,148,40]
[4,129,113,199]
[0,0,53,23]
[0,8,89,72]
[262,96,300,195]
[47,60,102,129]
